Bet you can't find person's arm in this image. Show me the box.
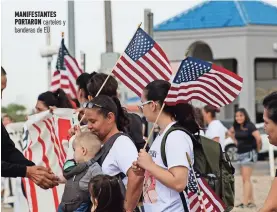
[137,130,191,192]
[259,177,277,212]
[138,149,188,192]
[228,127,237,145]
[113,136,143,211]
[1,160,30,177]
[252,130,262,152]
[124,168,144,212]
[2,123,35,167]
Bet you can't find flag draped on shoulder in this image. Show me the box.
[164,57,243,108]
[50,38,83,99]
[112,27,172,97]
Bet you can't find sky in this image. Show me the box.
[1,0,277,111]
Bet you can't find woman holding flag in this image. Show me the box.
[132,80,199,212]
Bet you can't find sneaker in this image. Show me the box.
[235,203,245,208]
[247,203,256,208]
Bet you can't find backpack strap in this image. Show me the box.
[161,125,197,167]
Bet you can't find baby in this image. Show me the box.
[58,132,103,212]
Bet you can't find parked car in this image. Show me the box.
[221,121,277,161]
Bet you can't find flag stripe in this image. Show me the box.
[122,54,154,82]
[51,117,67,163]
[48,118,66,163]
[168,84,227,106]
[121,55,151,83]
[43,120,63,170]
[151,45,172,74]
[142,55,170,81]
[117,59,148,88]
[33,124,60,210]
[199,179,225,211]
[212,63,243,82]
[167,90,221,107]
[148,48,171,78]
[206,71,241,94]
[113,66,142,96]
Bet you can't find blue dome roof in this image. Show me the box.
[154,0,277,31]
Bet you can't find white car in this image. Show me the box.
[222,122,277,161]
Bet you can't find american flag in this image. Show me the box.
[50,38,83,99]
[187,171,226,212]
[112,27,172,97]
[164,57,243,108]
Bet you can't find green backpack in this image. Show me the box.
[161,125,235,212]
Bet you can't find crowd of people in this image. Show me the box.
[1,65,277,212]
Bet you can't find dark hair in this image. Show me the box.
[76,72,96,98]
[263,92,277,124]
[144,80,199,134]
[233,108,251,129]
[1,67,6,76]
[87,73,118,98]
[90,95,129,132]
[38,89,73,109]
[203,105,220,119]
[194,107,205,129]
[89,175,124,212]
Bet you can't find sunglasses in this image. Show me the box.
[83,102,109,111]
[137,100,154,113]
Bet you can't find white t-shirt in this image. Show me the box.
[101,135,138,185]
[143,122,193,212]
[205,120,227,150]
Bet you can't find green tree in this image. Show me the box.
[1,103,27,122]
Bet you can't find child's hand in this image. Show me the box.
[57,175,66,184]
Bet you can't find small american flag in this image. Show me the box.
[112,27,172,97]
[164,57,243,108]
[187,171,226,212]
[50,38,83,99]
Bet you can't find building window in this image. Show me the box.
[255,59,277,80]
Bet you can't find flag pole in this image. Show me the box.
[143,49,191,149]
[79,23,143,125]
[186,152,207,212]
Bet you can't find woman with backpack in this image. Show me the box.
[228,108,262,209]
[132,80,199,212]
[83,95,144,212]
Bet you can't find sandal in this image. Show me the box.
[235,203,245,208]
[247,203,256,208]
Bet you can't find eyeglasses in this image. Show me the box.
[138,100,154,112]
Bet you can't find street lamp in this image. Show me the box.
[39,26,59,90]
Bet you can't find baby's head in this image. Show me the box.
[73,132,101,163]
[89,175,124,212]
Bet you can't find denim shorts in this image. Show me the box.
[237,149,258,167]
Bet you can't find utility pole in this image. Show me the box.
[68,0,76,57]
[80,51,86,72]
[104,0,113,53]
[144,9,155,144]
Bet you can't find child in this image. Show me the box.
[58,132,103,212]
[89,175,124,212]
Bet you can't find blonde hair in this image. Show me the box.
[74,132,101,157]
